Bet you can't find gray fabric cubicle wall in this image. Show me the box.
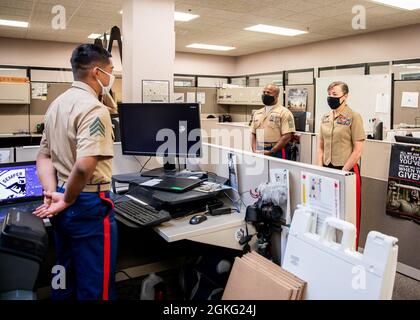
[30,83,71,133]
[174,87,229,116]
[0,83,71,134]
[359,140,420,279]
[0,104,29,134]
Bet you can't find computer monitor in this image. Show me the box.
[0,161,43,205]
[292,111,307,132]
[395,135,420,145]
[118,103,202,177]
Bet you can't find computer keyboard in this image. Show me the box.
[114,200,171,227]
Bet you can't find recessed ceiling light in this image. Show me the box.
[119,10,123,14]
[0,19,28,28]
[88,33,110,40]
[175,11,199,22]
[244,24,307,36]
[186,43,235,51]
[370,0,420,10]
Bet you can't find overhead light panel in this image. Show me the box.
[118,10,198,20]
[186,43,235,51]
[88,33,110,40]
[245,24,307,36]
[370,0,420,10]
[175,11,199,22]
[0,19,28,28]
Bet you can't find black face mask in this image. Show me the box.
[327,95,345,109]
[262,94,276,106]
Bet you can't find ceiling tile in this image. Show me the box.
[0,0,418,57]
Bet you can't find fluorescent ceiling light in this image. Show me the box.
[0,19,28,28]
[175,11,199,22]
[88,33,110,40]
[370,0,420,10]
[186,43,235,51]
[118,10,198,21]
[245,24,307,36]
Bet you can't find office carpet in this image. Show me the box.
[115,270,420,300]
[392,273,420,300]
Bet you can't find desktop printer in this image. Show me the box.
[0,210,48,299]
[127,183,222,218]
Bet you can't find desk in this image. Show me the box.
[112,172,251,251]
[0,134,42,148]
[155,208,247,250]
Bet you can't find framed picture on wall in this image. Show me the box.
[142,80,170,103]
[287,88,308,111]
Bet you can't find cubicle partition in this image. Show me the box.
[174,87,229,117]
[0,147,14,163]
[393,80,420,127]
[188,143,357,226]
[29,83,71,133]
[15,145,39,162]
[208,123,316,165]
[16,143,163,177]
[360,139,420,280]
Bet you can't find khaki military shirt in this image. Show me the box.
[320,105,365,166]
[39,81,114,186]
[250,103,296,145]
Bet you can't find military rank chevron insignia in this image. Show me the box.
[89,117,106,137]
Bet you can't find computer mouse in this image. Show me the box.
[189,214,207,225]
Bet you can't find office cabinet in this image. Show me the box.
[217,87,263,106]
[0,83,30,104]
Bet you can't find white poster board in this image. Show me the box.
[301,172,340,234]
[197,92,206,105]
[31,82,48,100]
[142,80,169,103]
[401,91,419,108]
[315,74,392,133]
[186,92,196,103]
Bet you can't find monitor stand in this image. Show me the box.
[141,160,178,178]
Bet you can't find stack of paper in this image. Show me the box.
[222,252,306,300]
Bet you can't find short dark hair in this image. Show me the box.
[70,44,112,79]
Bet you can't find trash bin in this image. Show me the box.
[0,210,48,300]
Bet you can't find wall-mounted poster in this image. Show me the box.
[287,88,308,111]
[142,80,169,103]
[386,144,420,224]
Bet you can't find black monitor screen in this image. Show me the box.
[292,111,307,132]
[119,103,202,157]
[395,135,420,145]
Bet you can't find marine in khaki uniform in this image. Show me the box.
[34,44,118,300]
[317,81,365,247]
[251,84,296,159]
[317,81,365,171]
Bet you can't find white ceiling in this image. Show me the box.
[0,0,420,56]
